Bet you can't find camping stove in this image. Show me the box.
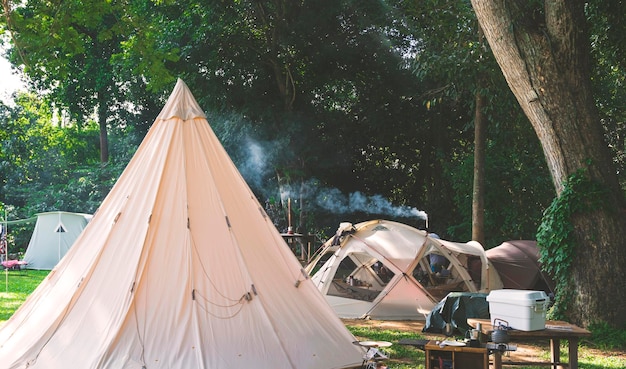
[486,342,517,354]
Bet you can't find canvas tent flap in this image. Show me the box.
[0,79,363,369]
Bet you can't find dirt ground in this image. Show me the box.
[342,318,626,365]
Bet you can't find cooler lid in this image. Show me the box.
[487,289,548,305]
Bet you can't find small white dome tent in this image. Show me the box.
[22,211,92,270]
[306,220,503,320]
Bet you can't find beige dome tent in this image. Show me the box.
[306,220,503,320]
[0,79,363,369]
[22,211,92,270]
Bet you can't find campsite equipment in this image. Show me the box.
[487,289,549,331]
[491,318,511,344]
[307,220,503,320]
[0,79,363,369]
[22,211,91,270]
[465,326,480,347]
[355,341,391,369]
[422,292,490,335]
[468,329,479,340]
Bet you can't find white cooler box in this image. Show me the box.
[487,289,549,331]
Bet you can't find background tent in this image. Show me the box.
[0,79,363,369]
[421,240,555,333]
[306,220,503,320]
[486,240,555,294]
[22,211,92,270]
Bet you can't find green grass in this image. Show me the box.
[348,326,427,368]
[1,270,625,369]
[0,269,49,323]
[344,324,626,369]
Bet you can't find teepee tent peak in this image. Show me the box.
[0,80,362,369]
[156,78,206,121]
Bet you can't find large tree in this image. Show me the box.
[3,0,169,162]
[471,0,626,327]
[140,0,445,232]
[3,0,122,162]
[2,0,556,246]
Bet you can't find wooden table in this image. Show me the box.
[425,340,488,369]
[467,318,591,369]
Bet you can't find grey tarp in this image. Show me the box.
[422,292,490,335]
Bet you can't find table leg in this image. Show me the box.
[568,337,580,369]
[550,338,561,369]
[492,350,502,369]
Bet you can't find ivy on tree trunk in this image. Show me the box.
[471,0,626,328]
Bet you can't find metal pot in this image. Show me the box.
[491,318,510,344]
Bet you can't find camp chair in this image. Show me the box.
[362,347,390,369]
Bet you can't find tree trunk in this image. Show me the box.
[97,90,109,163]
[471,0,626,327]
[472,26,487,246]
[472,90,486,245]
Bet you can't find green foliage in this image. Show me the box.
[7,0,167,161]
[537,169,608,318]
[443,100,553,246]
[388,0,556,244]
[588,321,626,350]
[2,0,557,244]
[0,0,621,253]
[587,2,626,189]
[346,325,426,367]
[0,93,135,253]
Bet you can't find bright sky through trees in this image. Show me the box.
[0,54,24,104]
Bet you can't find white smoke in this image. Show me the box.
[233,135,428,222]
[314,188,428,220]
[281,179,428,222]
[236,136,275,193]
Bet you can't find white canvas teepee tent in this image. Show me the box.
[0,79,363,369]
[22,211,92,270]
[306,220,503,320]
